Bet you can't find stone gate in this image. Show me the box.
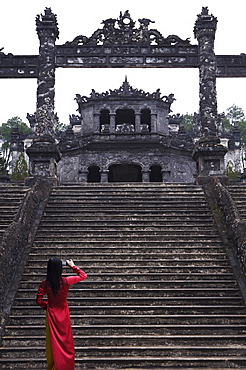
[1,7,246,184]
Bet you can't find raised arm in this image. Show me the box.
[65,259,88,285]
[36,281,48,309]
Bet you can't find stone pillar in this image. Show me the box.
[100,170,109,183]
[193,7,228,184]
[194,7,218,139]
[35,8,59,137]
[26,138,61,183]
[109,114,116,133]
[26,113,36,135]
[142,170,150,183]
[135,113,141,133]
[26,8,61,185]
[78,170,88,183]
[162,170,171,182]
[150,114,157,133]
[94,113,101,133]
[10,127,24,173]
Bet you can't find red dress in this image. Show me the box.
[36,266,87,370]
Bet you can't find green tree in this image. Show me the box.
[226,104,245,125]
[225,105,246,150]
[0,116,30,167]
[181,113,194,131]
[225,160,240,180]
[55,121,68,132]
[11,152,28,181]
[0,151,8,174]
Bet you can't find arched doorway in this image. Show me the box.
[141,108,151,132]
[88,165,101,182]
[100,109,110,132]
[108,164,142,182]
[115,108,135,132]
[150,165,162,182]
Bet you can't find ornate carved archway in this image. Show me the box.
[1,7,244,182]
[108,163,142,182]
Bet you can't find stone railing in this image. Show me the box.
[0,178,53,341]
[203,177,246,295]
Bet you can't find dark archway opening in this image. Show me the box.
[116,108,135,132]
[150,165,162,182]
[116,109,135,125]
[88,165,101,182]
[100,109,110,132]
[141,108,151,132]
[108,164,142,182]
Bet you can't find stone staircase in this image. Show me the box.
[0,184,28,243]
[227,183,246,220]
[1,183,246,369]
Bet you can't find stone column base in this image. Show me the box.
[26,135,61,185]
[193,136,228,185]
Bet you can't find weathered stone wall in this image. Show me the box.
[203,177,246,279]
[58,147,196,183]
[0,179,53,341]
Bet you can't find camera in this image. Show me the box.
[62,261,67,266]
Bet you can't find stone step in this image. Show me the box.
[32,242,223,249]
[2,344,246,358]
[34,235,221,242]
[48,201,208,206]
[46,203,208,210]
[28,252,227,260]
[20,272,236,282]
[3,334,246,347]
[14,296,244,307]
[0,190,27,196]
[34,238,222,245]
[0,204,23,209]
[50,185,204,191]
[38,231,215,237]
[1,356,246,369]
[25,259,230,268]
[22,266,234,275]
[36,225,217,232]
[0,221,20,227]
[46,199,208,205]
[39,216,214,223]
[49,185,204,190]
[36,217,216,224]
[10,304,246,316]
[46,205,209,211]
[44,197,209,203]
[48,190,206,195]
[39,218,214,224]
[0,211,20,216]
[33,247,225,256]
[2,183,245,369]
[16,287,241,298]
[35,228,218,235]
[18,279,239,290]
[4,324,246,337]
[8,314,246,326]
[27,259,229,267]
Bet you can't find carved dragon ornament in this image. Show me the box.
[64,10,190,46]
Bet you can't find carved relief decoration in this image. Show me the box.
[75,78,175,113]
[194,7,218,138]
[35,8,59,138]
[64,10,190,46]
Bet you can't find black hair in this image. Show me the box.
[45,258,63,297]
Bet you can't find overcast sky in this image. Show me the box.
[0,0,246,125]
